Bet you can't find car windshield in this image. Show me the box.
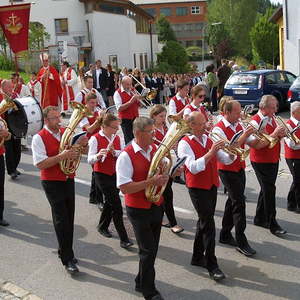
[291,77,300,88]
[226,73,258,86]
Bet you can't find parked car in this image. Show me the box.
[288,76,300,103]
[224,70,297,110]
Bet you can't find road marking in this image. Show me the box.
[75,178,194,215]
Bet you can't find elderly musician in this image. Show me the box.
[113,76,141,145]
[250,95,286,235]
[284,101,300,213]
[116,117,170,300]
[32,106,88,275]
[178,111,231,282]
[212,100,265,257]
[88,113,133,248]
[79,93,104,208]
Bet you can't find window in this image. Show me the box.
[160,7,171,16]
[140,54,144,70]
[285,73,296,84]
[84,2,93,13]
[144,53,148,69]
[191,6,201,14]
[186,41,194,47]
[265,73,277,85]
[54,18,68,35]
[133,54,137,68]
[145,8,156,17]
[98,4,125,15]
[176,7,188,16]
[196,40,203,47]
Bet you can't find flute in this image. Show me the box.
[101,134,117,163]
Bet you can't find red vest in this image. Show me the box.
[154,126,167,146]
[83,111,99,139]
[38,128,75,181]
[29,80,38,97]
[185,103,208,121]
[117,88,139,120]
[250,114,280,163]
[183,136,219,190]
[284,119,300,159]
[214,120,246,172]
[0,146,5,156]
[93,133,121,175]
[124,144,163,209]
[171,95,187,113]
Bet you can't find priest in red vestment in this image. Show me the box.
[37,53,62,109]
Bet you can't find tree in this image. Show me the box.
[157,40,189,73]
[29,22,50,50]
[0,28,8,56]
[257,0,279,14]
[250,8,279,66]
[156,15,176,42]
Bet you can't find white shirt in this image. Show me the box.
[116,140,155,188]
[18,84,31,98]
[169,93,187,115]
[284,116,300,150]
[95,68,102,89]
[74,88,106,108]
[251,110,273,128]
[87,130,124,165]
[79,107,101,129]
[178,134,233,175]
[183,102,200,117]
[27,80,42,102]
[32,126,62,166]
[113,86,134,111]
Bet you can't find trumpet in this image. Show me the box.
[274,115,300,145]
[240,104,255,121]
[207,130,249,161]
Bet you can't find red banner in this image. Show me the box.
[0,3,31,54]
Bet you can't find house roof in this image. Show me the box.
[269,5,283,23]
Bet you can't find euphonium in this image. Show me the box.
[275,115,300,145]
[145,116,191,203]
[59,102,92,175]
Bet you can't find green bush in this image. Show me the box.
[0,55,13,70]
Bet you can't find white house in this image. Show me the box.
[283,0,300,75]
[12,0,159,70]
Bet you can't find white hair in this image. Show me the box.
[290,101,300,114]
[259,95,277,109]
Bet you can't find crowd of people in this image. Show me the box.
[0,54,297,300]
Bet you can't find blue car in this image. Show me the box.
[224,70,297,110]
[288,76,300,103]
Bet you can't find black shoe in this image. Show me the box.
[21,145,29,152]
[236,244,256,257]
[219,235,237,247]
[270,226,287,235]
[58,252,78,264]
[287,207,296,212]
[10,171,18,180]
[16,170,21,175]
[65,261,79,275]
[209,268,226,282]
[295,207,300,214]
[146,292,164,300]
[120,240,134,249]
[135,286,142,293]
[173,176,185,185]
[89,199,98,204]
[98,228,112,238]
[60,112,66,117]
[97,203,104,211]
[0,219,9,226]
[191,258,206,268]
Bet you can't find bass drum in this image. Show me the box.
[6,96,44,138]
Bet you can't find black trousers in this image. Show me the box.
[162,178,177,227]
[42,179,75,265]
[0,155,5,220]
[210,87,218,112]
[285,158,300,209]
[126,204,163,299]
[219,169,247,246]
[251,161,279,229]
[121,118,135,145]
[90,171,103,204]
[188,186,218,272]
[95,172,129,242]
[4,136,21,175]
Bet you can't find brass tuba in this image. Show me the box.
[275,115,300,145]
[59,101,92,175]
[145,116,191,203]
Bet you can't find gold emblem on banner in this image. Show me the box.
[5,13,23,34]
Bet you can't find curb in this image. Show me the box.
[0,279,42,300]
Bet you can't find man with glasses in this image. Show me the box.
[116,117,169,300]
[32,106,88,275]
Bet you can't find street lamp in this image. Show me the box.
[202,22,222,71]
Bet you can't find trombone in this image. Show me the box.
[274,115,300,145]
[129,74,157,108]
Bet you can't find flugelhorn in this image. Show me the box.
[275,115,300,145]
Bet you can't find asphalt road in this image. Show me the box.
[1,110,300,300]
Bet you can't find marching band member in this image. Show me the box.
[37,53,62,109]
[11,73,31,98]
[284,101,300,213]
[113,76,141,145]
[87,113,133,248]
[32,106,88,275]
[212,100,262,256]
[250,95,286,235]
[116,117,170,300]
[79,93,104,208]
[74,75,106,109]
[150,104,184,234]
[168,80,190,119]
[60,62,78,116]
[178,111,231,281]
[27,72,42,103]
